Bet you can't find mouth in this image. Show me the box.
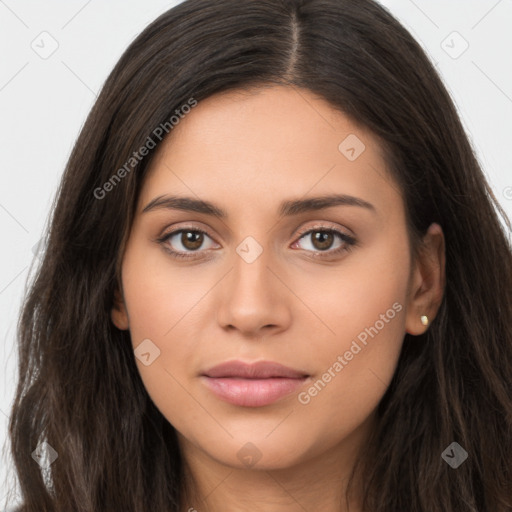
[200,360,310,407]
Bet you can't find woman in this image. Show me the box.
[6,0,512,510]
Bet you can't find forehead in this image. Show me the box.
[139,85,401,220]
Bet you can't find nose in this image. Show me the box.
[215,246,292,338]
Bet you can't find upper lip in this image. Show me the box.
[202,360,309,379]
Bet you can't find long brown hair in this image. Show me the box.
[6,0,512,510]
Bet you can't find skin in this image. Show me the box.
[111,85,445,512]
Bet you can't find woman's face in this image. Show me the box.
[112,85,439,471]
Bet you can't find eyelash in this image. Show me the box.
[157,224,357,261]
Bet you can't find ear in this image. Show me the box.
[405,222,445,335]
[111,286,130,330]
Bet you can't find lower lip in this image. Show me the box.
[200,376,307,407]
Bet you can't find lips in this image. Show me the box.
[200,360,310,407]
[202,360,308,379]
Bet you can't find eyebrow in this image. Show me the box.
[142,193,376,218]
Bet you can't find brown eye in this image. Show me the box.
[180,231,204,250]
[159,228,218,258]
[310,231,335,250]
[293,227,357,257]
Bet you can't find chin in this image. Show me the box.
[200,433,312,470]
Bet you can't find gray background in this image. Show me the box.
[1,0,511,508]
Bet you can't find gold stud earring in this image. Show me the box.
[420,315,429,326]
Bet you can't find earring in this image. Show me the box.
[420,315,429,326]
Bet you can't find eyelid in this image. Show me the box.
[293,221,353,239]
[158,221,217,239]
